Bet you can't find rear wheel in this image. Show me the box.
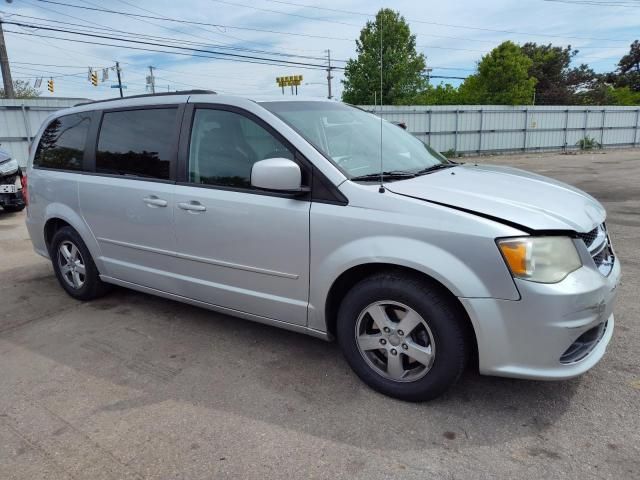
[336,272,468,401]
[50,226,111,300]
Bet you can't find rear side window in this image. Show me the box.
[96,108,176,180]
[34,113,90,170]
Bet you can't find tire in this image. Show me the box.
[50,226,111,301]
[2,204,25,213]
[336,272,468,402]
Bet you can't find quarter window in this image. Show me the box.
[188,109,293,188]
[96,108,176,180]
[34,113,90,170]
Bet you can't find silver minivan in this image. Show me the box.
[25,91,620,401]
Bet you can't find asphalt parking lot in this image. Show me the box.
[1,149,639,480]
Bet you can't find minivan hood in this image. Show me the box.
[385,164,605,232]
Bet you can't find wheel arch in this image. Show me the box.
[44,217,72,252]
[323,262,479,369]
[42,203,104,271]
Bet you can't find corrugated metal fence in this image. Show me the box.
[361,105,640,155]
[2,100,639,166]
[0,98,86,167]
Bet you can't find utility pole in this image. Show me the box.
[115,61,123,98]
[424,67,433,86]
[0,21,15,99]
[326,49,333,99]
[148,66,156,94]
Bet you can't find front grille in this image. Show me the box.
[576,223,614,276]
[576,226,599,247]
[560,321,607,364]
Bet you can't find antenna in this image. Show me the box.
[378,14,385,194]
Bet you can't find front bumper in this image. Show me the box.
[461,256,620,380]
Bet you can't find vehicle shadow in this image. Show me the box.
[1,268,581,453]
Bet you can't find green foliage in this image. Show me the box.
[340,11,638,107]
[408,83,462,105]
[609,86,640,105]
[521,43,576,104]
[609,40,640,93]
[618,40,640,75]
[341,9,427,105]
[441,148,459,158]
[457,41,537,105]
[519,43,604,105]
[0,80,40,99]
[576,136,601,150]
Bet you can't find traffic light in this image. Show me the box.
[90,70,98,86]
[47,78,54,93]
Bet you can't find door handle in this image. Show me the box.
[178,201,207,212]
[143,195,168,207]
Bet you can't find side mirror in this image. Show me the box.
[251,158,307,193]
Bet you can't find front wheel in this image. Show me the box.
[336,272,468,402]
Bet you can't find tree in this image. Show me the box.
[522,43,574,104]
[0,80,40,99]
[342,9,427,105]
[612,40,640,92]
[458,41,537,105]
[566,64,609,104]
[619,40,640,74]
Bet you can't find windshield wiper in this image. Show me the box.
[414,163,457,176]
[350,171,417,182]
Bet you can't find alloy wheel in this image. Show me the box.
[57,240,86,290]
[355,301,436,382]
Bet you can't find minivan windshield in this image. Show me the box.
[261,101,449,180]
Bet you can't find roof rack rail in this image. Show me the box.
[74,90,216,107]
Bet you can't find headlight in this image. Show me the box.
[0,158,19,176]
[497,236,582,283]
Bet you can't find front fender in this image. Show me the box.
[308,235,519,332]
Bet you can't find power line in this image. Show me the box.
[11,60,106,68]
[2,20,345,70]
[2,27,345,73]
[543,0,640,6]
[4,28,310,89]
[26,0,631,61]
[5,13,269,89]
[209,0,362,27]
[109,0,250,46]
[263,0,633,43]
[8,7,623,75]
[417,44,485,53]
[6,11,336,62]
[107,0,326,56]
[209,0,507,46]
[28,0,250,57]
[34,0,353,41]
[430,75,467,80]
[205,0,634,52]
[430,66,477,72]
[9,64,88,78]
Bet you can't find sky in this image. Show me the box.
[1,0,638,101]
